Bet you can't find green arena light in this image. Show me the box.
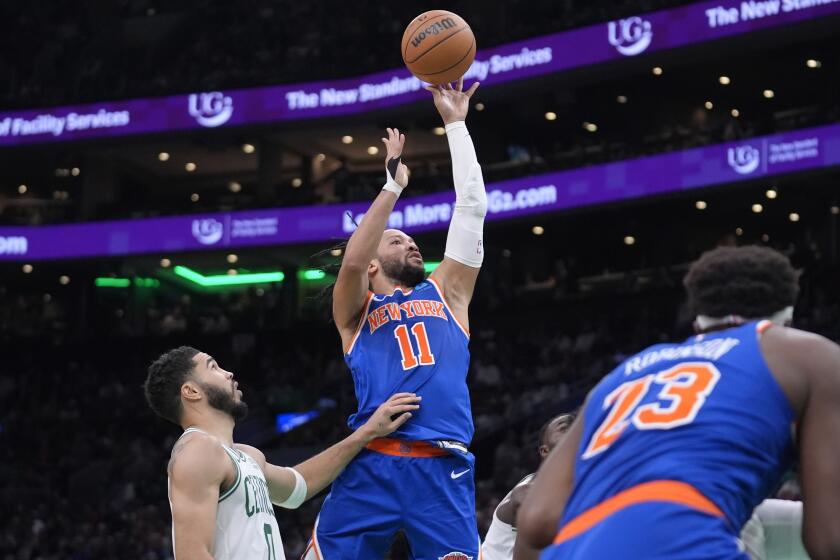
[95,277,131,288]
[423,261,441,273]
[302,269,326,281]
[173,265,284,287]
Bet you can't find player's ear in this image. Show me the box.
[181,381,202,403]
[368,259,379,276]
[538,444,550,459]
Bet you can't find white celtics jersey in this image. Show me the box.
[481,474,535,560]
[170,428,284,560]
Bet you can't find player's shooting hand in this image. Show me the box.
[382,127,410,188]
[425,77,480,125]
[360,392,422,440]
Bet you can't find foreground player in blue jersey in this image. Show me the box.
[304,78,486,559]
[516,246,840,560]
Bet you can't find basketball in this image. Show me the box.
[401,10,476,85]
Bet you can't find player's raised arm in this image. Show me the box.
[168,434,230,560]
[516,414,584,555]
[426,78,486,331]
[243,393,421,508]
[333,128,410,349]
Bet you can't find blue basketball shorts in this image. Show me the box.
[303,442,481,560]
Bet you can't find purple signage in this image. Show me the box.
[1,122,837,261]
[1,0,838,147]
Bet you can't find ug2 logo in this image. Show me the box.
[188,91,233,128]
[192,218,224,245]
[608,17,653,56]
[727,145,761,175]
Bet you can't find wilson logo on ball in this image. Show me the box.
[410,18,458,48]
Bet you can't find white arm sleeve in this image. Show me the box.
[444,121,487,268]
[273,467,307,509]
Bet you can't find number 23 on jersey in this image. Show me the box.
[583,362,721,459]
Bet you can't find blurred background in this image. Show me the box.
[1,0,837,558]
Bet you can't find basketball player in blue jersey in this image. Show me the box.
[304,78,486,559]
[515,246,840,560]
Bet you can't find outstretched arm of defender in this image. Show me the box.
[333,128,410,348]
[168,435,230,559]
[237,393,421,508]
[426,78,486,330]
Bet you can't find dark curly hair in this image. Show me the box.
[683,246,799,319]
[144,346,200,425]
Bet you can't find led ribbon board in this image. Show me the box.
[1,0,838,146]
[0,121,836,261]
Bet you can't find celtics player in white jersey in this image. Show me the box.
[484,413,575,560]
[144,346,420,560]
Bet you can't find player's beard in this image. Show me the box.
[380,256,425,288]
[202,382,249,421]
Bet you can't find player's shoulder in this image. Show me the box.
[168,431,229,480]
[234,443,267,470]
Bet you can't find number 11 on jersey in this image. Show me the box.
[394,322,435,370]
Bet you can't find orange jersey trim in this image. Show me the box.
[427,276,470,338]
[757,320,774,334]
[343,291,375,355]
[365,437,449,458]
[553,480,723,546]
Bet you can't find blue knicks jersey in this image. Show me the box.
[562,321,795,532]
[344,278,473,444]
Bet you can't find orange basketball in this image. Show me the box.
[401,10,476,85]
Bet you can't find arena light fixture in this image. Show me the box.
[432,127,446,135]
[475,102,485,111]
[22,264,33,274]
[766,189,778,199]
[806,59,821,69]
[59,275,70,285]
[174,265,284,287]
[763,89,775,99]
[158,152,170,162]
[719,75,731,85]
[731,109,740,118]
[301,269,326,281]
[616,95,628,104]
[624,235,636,246]
[226,254,239,264]
[652,67,663,76]
[17,184,27,194]
[71,167,81,176]
[341,135,354,144]
[367,146,379,155]
[291,178,303,188]
[532,225,545,235]
[695,200,707,210]
[752,203,763,213]
[330,248,343,257]
[190,193,200,202]
[160,258,171,268]
[761,233,770,242]
[544,112,557,121]
[583,122,598,133]
[242,143,256,154]
[185,162,197,172]
[832,206,840,215]
[735,227,744,236]
[228,181,242,193]
[95,277,131,288]
[704,101,714,110]
[789,212,800,222]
